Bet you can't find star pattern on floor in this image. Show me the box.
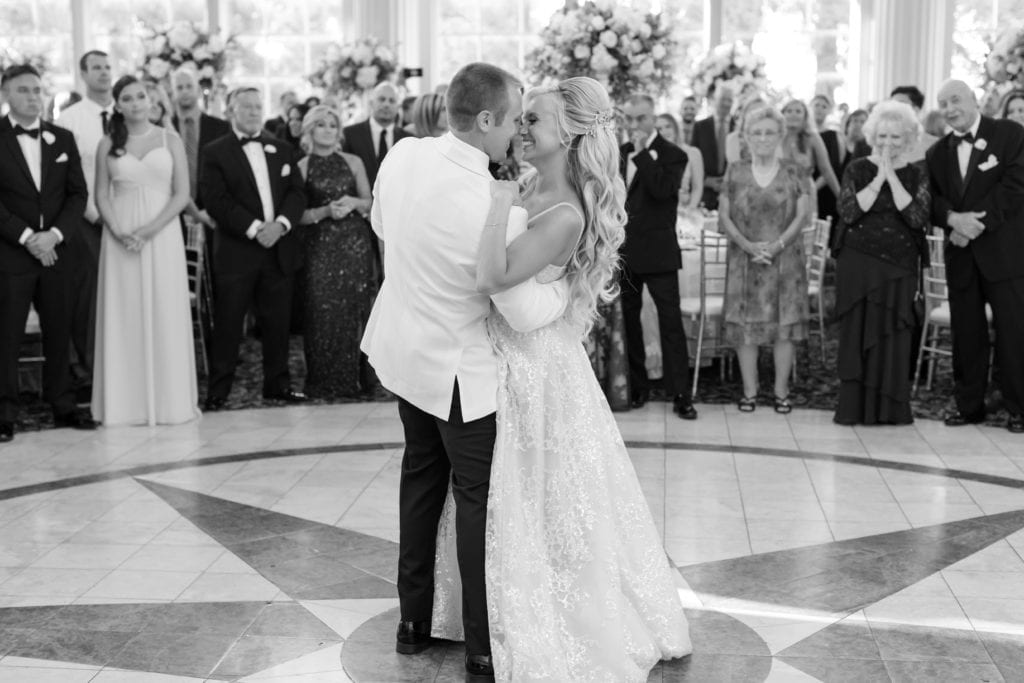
[1,475,1023,681]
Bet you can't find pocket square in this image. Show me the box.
[978,154,999,172]
[281,164,291,177]
[55,152,68,163]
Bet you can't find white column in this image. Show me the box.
[852,0,954,107]
[394,0,438,93]
[71,0,89,90]
[704,0,722,49]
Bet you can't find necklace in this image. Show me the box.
[751,158,779,187]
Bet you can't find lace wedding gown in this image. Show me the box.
[432,209,691,682]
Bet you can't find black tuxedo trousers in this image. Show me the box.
[396,382,494,657]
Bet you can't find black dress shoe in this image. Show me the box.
[1008,414,1024,434]
[943,410,985,427]
[0,422,13,443]
[203,396,227,412]
[53,410,98,430]
[263,389,308,404]
[395,620,433,655]
[465,654,495,681]
[673,394,698,420]
[630,388,649,409]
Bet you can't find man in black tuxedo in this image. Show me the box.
[342,81,413,190]
[619,93,697,421]
[926,79,1024,434]
[263,90,297,139]
[199,86,308,411]
[692,86,734,210]
[0,65,97,441]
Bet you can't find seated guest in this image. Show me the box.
[719,106,810,414]
[692,85,734,209]
[1000,89,1024,126]
[264,90,297,138]
[296,105,376,398]
[199,86,308,410]
[0,65,97,442]
[410,93,448,138]
[834,102,930,425]
[656,113,704,212]
[92,76,199,425]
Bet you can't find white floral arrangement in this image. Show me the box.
[690,41,767,100]
[525,0,677,103]
[985,28,1024,85]
[140,21,236,89]
[309,37,399,98]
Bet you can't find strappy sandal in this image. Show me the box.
[773,395,793,415]
[737,396,757,413]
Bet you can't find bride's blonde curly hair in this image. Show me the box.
[526,77,627,333]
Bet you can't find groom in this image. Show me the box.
[361,63,570,680]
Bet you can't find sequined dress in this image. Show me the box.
[301,153,377,398]
[431,258,691,680]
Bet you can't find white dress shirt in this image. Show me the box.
[233,127,291,239]
[956,115,982,178]
[362,132,570,421]
[369,117,394,157]
[626,130,659,186]
[9,115,63,246]
[54,96,114,223]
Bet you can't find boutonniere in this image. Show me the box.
[978,154,999,172]
[974,138,987,151]
[263,144,277,154]
[281,163,291,177]
[648,149,658,161]
[41,130,55,145]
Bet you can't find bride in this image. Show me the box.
[433,77,691,682]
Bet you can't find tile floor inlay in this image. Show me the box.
[1,402,1023,681]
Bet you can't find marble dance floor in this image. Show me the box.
[0,401,1023,682]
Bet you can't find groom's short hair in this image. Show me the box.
[446,62,522,132]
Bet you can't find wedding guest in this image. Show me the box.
[92,76,199,425]
[199,86,308,410]
[926,79,1024,433]
[780,99,841,224]
[725,96,767,164]
[410,93,448,138]
[342,82,413,189]
[400,95,417,131]
[0,65,96,442]
[719,106,810,413]
[146,81,172,127]
[1000,89,1024,126]
[692,86,734,209]
[281,103,307,149]
[170,66,229,230]
[834,102,930,425]
[620,93,696,420]
[264,90,297,138]
[54,49,114,397]
[890,85,939,162]
[923,109,947,137]
[844,108,871,159]
[55,91,82,116]
[679,95,698,145]
[303,96,321,109]
[296,105,376,398]
[811,94,845,222]
[656,113,704,211]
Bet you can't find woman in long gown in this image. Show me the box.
[833,101,930,425]
[296,105,376,399]
[92,76,199,426]
[433,77,690,682]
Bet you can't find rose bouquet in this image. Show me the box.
[525,0,677,103]
[139,21,236,89]
[309,37,399,98]
[690,41,767,100]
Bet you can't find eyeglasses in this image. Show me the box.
[747,130,780,138]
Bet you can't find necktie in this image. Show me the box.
[716,118,727,175]
[377,128,388,165]
[14,126,39,139]
[240,135,262,145]
[183,117,199,198]
[100,110,110,135]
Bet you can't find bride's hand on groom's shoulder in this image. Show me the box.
[490,180,521,206]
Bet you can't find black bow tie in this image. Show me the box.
[14,125,39,139]
[240,135,262,146]
[952,131,975,147]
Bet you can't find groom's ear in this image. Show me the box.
[476,110,493,133]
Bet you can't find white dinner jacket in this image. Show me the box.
[361,132,569,422]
